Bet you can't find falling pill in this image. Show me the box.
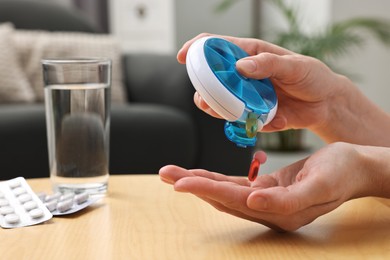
[248,157,260,181]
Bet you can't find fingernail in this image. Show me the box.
[160,176,174,185]
[173,181,188,192]
[237,60,256,73]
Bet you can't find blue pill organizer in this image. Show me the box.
[186,37,278,147]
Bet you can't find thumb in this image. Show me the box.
[247,176,334,215]
[236,53,301,81]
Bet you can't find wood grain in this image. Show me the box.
[0,175,389,260]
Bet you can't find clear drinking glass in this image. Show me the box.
[42,58,111,196]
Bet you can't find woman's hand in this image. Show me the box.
[180,33,390,146]
[159,143,386,232]
[179,33,348,134]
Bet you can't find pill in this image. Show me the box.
[45,192,62,202]
[18,194,32,203]
[57,199,73,212]
[24,201,38,211]
[0,206,14,215]
[248,157,260,181]
[29,208,44,219]
[39,191,98,216]
[60,193,75,202]
[5,214,20,224]
[75,192,89,204]
[13,187,26,196]
[0,177,53,228]
[45,200,58,212]
[8,180,21,189]
[35,192,46,201]
[245,112,258,138]
[0,198,9,207]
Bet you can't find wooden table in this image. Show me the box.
[1,175,389,259]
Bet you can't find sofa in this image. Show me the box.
[0,1,253,180]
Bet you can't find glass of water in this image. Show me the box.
[42,58,111,196]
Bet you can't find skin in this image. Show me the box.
[159,33,390,231]
[178,33,390,146]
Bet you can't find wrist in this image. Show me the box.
[311,74,390,146]
[310,74,355,142]
[354,145,390,199]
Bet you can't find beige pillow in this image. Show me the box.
[0,23,35,103]
[13,30,126,103]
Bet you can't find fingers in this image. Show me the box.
[159,165,186,184]
[159,165,250,186]
[236,52,306,81]
[177,33,293,64]
[198,195,286,232]
[262,115,288,132]
[251,174,278,189]
[247,176,336,215]
[159,165,286,230]
[253,150,267,164]
[247,159,321,214]
[159,165,338,231]
[174,177,252,208]
[177,33,220,64]
[172,175,307,232]
[193,91,289,132]
[193,92,223,119]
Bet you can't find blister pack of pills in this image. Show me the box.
[0,177,53,229]
[37,191,99,216]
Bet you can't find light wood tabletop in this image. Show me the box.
[0,175,389,260]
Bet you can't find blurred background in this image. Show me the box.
[43,0,390,147]
[1,0,390,175]
[8,0,390,114]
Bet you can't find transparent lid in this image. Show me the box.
[204,38,277,116]
[203,38,277,147]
